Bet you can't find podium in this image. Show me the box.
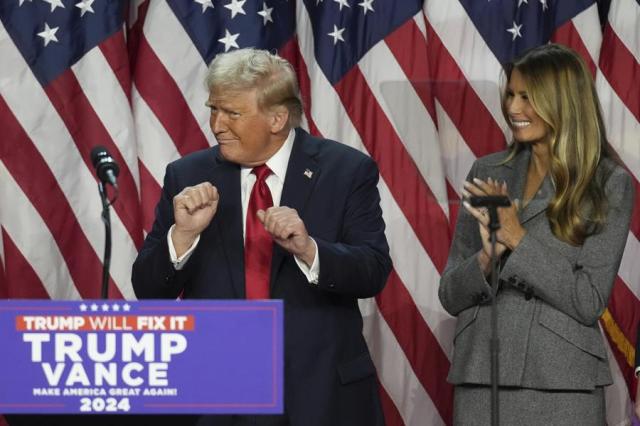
[0,300,283,415]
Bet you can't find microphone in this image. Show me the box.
[469,195,511,208]
[90,146,120,188]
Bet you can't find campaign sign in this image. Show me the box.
[0,300,283,414]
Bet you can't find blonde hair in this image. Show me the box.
[206,48,303,128]
[501,44,617,245]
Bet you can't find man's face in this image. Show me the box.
[207,88,283,167]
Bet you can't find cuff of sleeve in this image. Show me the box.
[167,224,200,270]
[294,238,320,284]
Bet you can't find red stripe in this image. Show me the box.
[378,379,405,426]
[45,71,143,249]
[133,35,210,156]
[376,271,453,424]
[139,160,162,233]
[0,96,123,300]
[608,276,640,355]
[599,25,640,123]
[335,67,451,272]
[1,230,50,299]
[99,30,132,101]
[127,0,151,69]
[446,181,460,234]
[384,19,437,124]
[278,37,321,137]
[424,21,507,158]
[550,21,598,77]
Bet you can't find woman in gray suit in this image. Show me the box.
[440,43,634,425]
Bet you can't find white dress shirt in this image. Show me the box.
[167,128,319,284]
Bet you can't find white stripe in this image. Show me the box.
[595,73,640,183]
[360,39,450,213]
[608,0,640,63]
[379,178,455,359]
[435,99,477,194]
[296,2,455,355]
[142,0,215,146]
[132,86,181,184]
[0,162,81,300]
[360,299,446,426]
[0,21,135,299]
[570,3,602,63]
[619,233,640,298]
[72,45,140,189]
[423,0,510,140]
[601,325,633,426]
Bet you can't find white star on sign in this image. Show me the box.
[257,2,273,25]
[112,304,121,312]
[122,303,131,312]
[90,303,99,312]
[194,0,214,13]
[79,303,88,312]
[43,0,65,12]
[75,0,94,17]
[218,29,240,52]
[37,22,59,46]
[506,21,523,41]
[517,0,527,6]
[101,303,110,312]
[333,0,350,11]
[358,0,374,15]
[224,0,246,18]
[328,25,345,45]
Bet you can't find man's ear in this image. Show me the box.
[269,105,290,133]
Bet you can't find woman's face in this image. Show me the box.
[505,69,549,144]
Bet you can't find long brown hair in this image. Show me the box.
[501,44,618,245]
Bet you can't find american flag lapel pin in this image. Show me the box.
[303,169,313,179]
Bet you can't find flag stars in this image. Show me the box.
[18,0,33,6]
[224,0,246,19]
[194,0,214,13]
[517,0,527,7]
[75,0,94,17]
[539,0,548,10]
[37,22,59,46]
[43,0,65,12]
[257,2,274,25]
[358,0,374,14]
[328,25,345,45]
[333,0,350,11]
[218,29,240,52]
[507,21,523,41]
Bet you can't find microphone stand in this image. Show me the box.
[97,181,117,299]
[487,206,501,426]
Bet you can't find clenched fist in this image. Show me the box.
[172,182,219,257]
[257,206,316,266]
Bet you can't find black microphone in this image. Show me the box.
[469,195,511,207]
[90,146,120,188]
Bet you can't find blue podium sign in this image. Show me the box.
[0,300,283,414]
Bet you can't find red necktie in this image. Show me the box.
[244,164,273,299]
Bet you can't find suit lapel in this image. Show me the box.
[210,152,245,298]
[502,146,552,225]
[270,129,321,290]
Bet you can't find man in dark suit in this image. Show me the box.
[132,48,391,426]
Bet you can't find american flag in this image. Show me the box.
[0,0,637,425]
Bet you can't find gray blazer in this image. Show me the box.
[440,147,634,390]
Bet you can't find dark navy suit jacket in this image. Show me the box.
[132,128,392,426]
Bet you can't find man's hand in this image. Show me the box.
[172,182,219,257]
[257,206,316,266]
